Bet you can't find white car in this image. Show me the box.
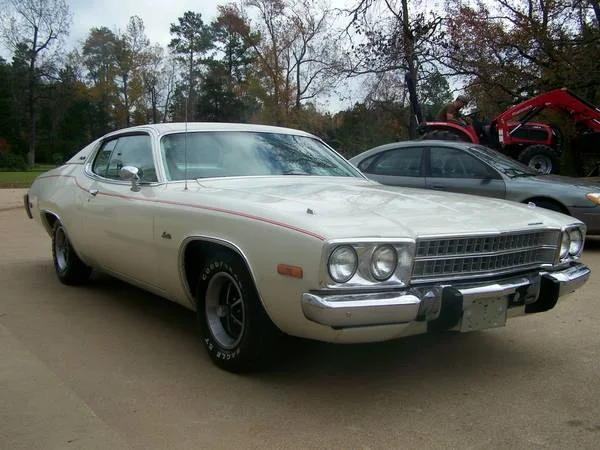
[25,123,591,372]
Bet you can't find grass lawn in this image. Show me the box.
[0,165,54,188]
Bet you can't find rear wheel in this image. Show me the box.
[52,222,92,285]
[518,145,560,175]
[196,251,281,372]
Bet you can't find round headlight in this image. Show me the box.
[370,245,397,281]
[568,228,584,255]
[328,246,358,283]
[560,231,570,259]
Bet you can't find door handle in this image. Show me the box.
[89,189,99,196]
[430,185,446,190]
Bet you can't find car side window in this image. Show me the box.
[93,134,157,182]
[356,154,378,172]
[429,147,493,179]
[368,147,423,177]
[92,139,118,177]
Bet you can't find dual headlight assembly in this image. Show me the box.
[327,243,413,286]
[559,226,585,261]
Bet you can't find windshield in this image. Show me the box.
[160,131,361,181]
[468,145,539,177]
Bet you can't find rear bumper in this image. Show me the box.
[301,263,590,330]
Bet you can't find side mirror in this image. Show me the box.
[119,165,141,192]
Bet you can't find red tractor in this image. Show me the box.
[417,88,600,174]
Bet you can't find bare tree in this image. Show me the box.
[342,0,443,136]
[238,0,341,123]
[288,0,341,110]
[115,16,151,127]
[1,0,71,166]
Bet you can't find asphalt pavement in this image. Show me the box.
[2,188,600,450]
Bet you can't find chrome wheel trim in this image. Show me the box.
[205,272,246,349]
[54,226,69,273]
[529,155,552,174]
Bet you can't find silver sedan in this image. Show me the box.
[349,140,600,234]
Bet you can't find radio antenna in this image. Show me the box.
[184,92,189,191]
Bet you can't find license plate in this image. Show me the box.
[460,296,508,332]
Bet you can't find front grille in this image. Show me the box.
[412,230,559,281]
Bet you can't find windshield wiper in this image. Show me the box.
[282,170,311,175]
[503,168,535,178]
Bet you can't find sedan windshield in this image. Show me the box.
[468,145,539,177]
[160,131,361,180]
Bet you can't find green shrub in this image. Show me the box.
[0,152,27,171]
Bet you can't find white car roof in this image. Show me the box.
[111,122,315,137]
[65,122,318,164]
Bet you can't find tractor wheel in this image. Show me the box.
[518,145,560,175]
[420,129,471,142]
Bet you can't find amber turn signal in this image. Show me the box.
[277,264,303,279]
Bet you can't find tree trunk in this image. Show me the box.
[123,74,130,127]
[27,26,39,167]
[402,0,418,139]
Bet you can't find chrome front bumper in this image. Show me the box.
[301,263,591,331]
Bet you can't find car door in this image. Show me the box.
[357,146,427,188]
[425,145,507,199]
[80,132,165,291]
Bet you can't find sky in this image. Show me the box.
[66,0,220,52]
[0,0,362,112]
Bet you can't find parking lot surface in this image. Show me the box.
[2,189,600,449]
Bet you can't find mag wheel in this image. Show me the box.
[196,251,281,372]
[52,222,92,285]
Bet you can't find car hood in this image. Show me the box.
[186,176,576,240]
[528,174,600,191]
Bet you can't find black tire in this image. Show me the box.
[51,222,92,285]
[421,129,471,142]
[196,251,281,372]
[518,145,560,175]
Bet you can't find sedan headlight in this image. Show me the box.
[559,226,585,261]
[328,245,358,283]
[323,240,415,288]
[370,245,398,281]
[568,227,584,256]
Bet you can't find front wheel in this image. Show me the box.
[52,222,92,285]
[196,252,281,372]
[518,145,560,174]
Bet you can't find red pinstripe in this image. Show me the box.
[36,174,326,241]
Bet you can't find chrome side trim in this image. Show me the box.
[39,209,61,236]
[178,236,261,309]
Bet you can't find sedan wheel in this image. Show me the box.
[205,272,246,350]
[52,222,92,285]
[196,251,281,372]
